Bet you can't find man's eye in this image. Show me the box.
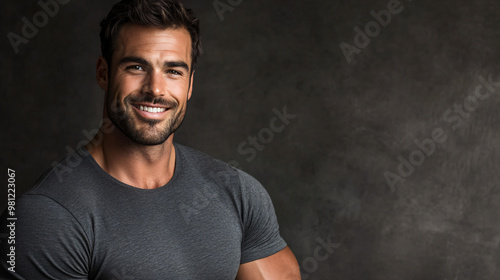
[167,70,181,75]
[127,65,144,71]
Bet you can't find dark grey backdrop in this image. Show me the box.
[2,0,500,279]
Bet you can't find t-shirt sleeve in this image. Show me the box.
[0,194,91,279]
[238,171,287,264]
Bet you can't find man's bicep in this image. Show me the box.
[236,246,300,280]
[0,194,90,279]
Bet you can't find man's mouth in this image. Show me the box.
[136,105,167,113]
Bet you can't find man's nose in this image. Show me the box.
[143,71,166,96]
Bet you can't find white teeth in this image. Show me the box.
[138,105,166,113]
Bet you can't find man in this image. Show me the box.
[0,0,300,279]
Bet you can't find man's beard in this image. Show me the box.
[106,94,186,146]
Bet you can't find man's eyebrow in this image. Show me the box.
[165,61,190,72]
[119,56,150,66]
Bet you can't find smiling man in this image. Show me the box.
[0,0,300,279]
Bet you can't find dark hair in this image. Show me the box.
[99,0,202,72]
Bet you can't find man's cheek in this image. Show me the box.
[107,96,129,121]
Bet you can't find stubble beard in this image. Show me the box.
[106,93,187,146]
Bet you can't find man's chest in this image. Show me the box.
[87,192,243,279]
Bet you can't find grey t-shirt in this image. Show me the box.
[0,143,286,279]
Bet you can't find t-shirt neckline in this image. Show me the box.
[80,142,182,192]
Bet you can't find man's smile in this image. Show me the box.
[136,104,167,113]
[131,103,171,119]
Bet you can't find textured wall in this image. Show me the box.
[2,0,500,279]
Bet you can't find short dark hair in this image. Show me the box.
[99,0,202,72]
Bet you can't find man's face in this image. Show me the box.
[98,24,194,146]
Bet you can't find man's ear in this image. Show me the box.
[188,70,195,100]
[96,56,109,91]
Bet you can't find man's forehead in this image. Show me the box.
[114,24,192,61]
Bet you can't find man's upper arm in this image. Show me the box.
[0,194,90,279]
[238,171,287,263]
[236,171,299,278]
[236,246,300,280]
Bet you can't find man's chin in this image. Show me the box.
[126,127,173,146]
[108,107,184,146]
[113,121,171,146]
[125,130,170,146]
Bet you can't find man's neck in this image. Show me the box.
[86,127,176,190]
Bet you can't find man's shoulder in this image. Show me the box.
[175,142,237,174]
[23,148,99,204]
[175,143,264,193]
[175,142,226,165]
